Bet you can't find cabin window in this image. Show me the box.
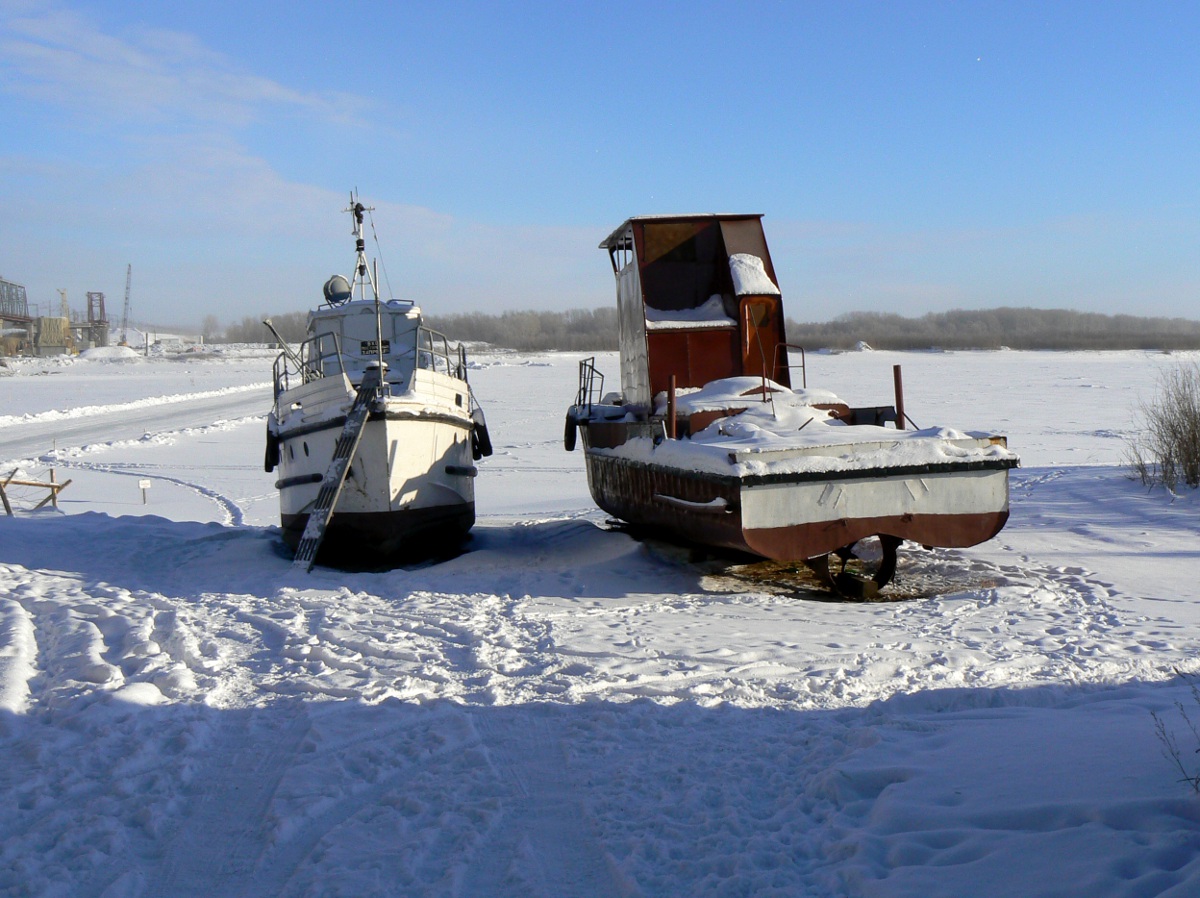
[639,221,727,313]
[642,223,699,265]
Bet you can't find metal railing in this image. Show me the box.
[575,356,605,412]
[417,326,462,379]
[272,332,345,401]
[773,342,807,389]
[273,324,470,413]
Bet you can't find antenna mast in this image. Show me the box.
[345,192,378,301]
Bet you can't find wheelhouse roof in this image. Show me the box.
[599,214,766,251]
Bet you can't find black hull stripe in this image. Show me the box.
[273,409,472,442]
[276,473,324,490]
[584,450,1017,489]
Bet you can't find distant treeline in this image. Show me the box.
[220,312,308,344]
[212,306,1200,352]
[792,308,1200,351]
[423,308,618,351]
[215,308,620,351]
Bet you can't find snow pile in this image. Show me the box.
[0,382,267,431]
[656,376,841,415]
[728,253,780,296]
[81,345,141,360]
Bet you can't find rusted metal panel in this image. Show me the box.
[647,328,740,395]
[742,510,1011,561]
[738,295,789,386]
[605,214,791,397]
[584,452,747,553]
[719,218,778,285]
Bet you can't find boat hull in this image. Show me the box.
[280,502,474,565]
[582,437,1012,562]
[272,386,477,566]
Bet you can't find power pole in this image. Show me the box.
[120,264,132,346]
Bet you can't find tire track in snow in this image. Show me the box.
[0,591,37,716]
[50,459,249,526]
[143,709,310,898]
[465,712,633,898]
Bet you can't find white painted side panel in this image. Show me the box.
[617,262,650,408]
[277,415,474,517]
[741,469,1010,530]
[407,369,471,410]
[281,373,354,420]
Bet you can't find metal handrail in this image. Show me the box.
[271,332,345,408]
[575,356,605,411]
[417,326,458,377]
[307,332,345,382]
[773,342,807,389]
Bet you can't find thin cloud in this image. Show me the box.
[0,5,365,127]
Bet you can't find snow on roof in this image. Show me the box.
[657,376,840,415]
[729,253,780,296]
[605,375,1017,477]
[644,295,736,331]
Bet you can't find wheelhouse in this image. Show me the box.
[600,214,793,411]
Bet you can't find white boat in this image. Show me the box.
[566,214,1018,596]
[265,195,491,569]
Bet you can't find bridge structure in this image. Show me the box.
[1,277,32,353]
[1,276,30,321]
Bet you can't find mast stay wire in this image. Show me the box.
[365,207,396,301]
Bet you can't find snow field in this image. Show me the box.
[1,348,1200,896]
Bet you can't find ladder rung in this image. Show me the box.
[291,374,382,571]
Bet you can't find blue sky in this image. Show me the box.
[2,0,1198,327]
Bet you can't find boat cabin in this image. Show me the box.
[306,300,420,389]
[302,299,462,393]
[600,214,792,410]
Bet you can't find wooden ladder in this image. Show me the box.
[291,369,383,572]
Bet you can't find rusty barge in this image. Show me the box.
[565,214,1018,596]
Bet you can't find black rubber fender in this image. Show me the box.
[471,425,493,460]
[264,428,280,472]
[470,407,493,460]
[563,410,578,452]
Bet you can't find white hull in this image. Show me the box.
[270,368,478,563]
